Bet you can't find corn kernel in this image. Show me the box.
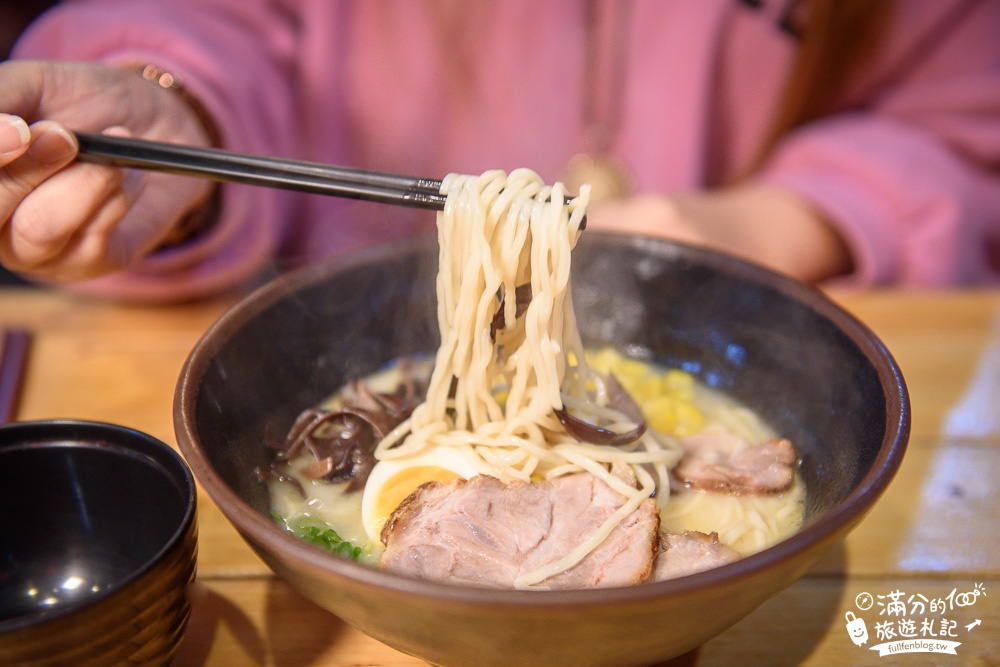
[673,402,705,436]
[586,347,622,374]
[631,375,663,404]
[643,397,678,434]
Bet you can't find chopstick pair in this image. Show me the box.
[74,132,448,210]
[73,133,586,228]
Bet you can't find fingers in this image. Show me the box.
[0,119,80,226]
[0,120,136,279]
[0,114,31,159]
[0,60,220,283]
[0,119,80,269]
[11,186,134,282]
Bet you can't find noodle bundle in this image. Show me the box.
[266,169,804,589]
[371,169,684,587]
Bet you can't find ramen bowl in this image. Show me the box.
[0,419,198,667]
[175,232,908,666]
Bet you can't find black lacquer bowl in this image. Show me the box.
[0,419,197,667]
[175,232,908,666]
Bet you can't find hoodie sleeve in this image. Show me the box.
[13,0,304,301]
[754,0,1000,287]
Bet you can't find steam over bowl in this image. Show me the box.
[175,232,908,666]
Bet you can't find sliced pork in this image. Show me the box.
[380,472,660,589]
[652,531,742,581]
[673,429,798,495]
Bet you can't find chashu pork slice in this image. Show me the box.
[651,530,742,582]
[673,428,798,495]
[380,472,660,590]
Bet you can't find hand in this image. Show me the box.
[585,186,853,283]
[0,60,216,282]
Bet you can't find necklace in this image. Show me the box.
[560,0,635,206]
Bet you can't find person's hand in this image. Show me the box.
[0,60,216,282]
[585,186,853,283]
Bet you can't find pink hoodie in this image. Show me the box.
[14,0,1000,299]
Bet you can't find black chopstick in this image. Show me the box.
[73,132,587,228]
[74,132,448,210]
[0,328,31,424]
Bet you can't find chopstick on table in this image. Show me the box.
[74,132,448,211]
[0,328,31,424]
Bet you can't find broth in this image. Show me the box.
[267,347,805,568]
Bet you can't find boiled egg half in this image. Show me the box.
[361,445,483,541]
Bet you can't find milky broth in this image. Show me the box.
[267,349,805,567]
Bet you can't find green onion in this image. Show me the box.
[285,518,364,561]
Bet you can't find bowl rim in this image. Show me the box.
[0,418,197,632]
[175,231,910,606]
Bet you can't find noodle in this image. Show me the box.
[267,169,805,588]
[371,169,681,588]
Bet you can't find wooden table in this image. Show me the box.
[2,286,998,666]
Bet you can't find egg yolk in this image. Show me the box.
[372,466,463,535]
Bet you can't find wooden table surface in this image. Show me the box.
[2,285,998,666]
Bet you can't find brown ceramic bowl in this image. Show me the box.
[0,419,198,667]
[175,232,908,666]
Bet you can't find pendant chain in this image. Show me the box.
[561,0,636,205]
